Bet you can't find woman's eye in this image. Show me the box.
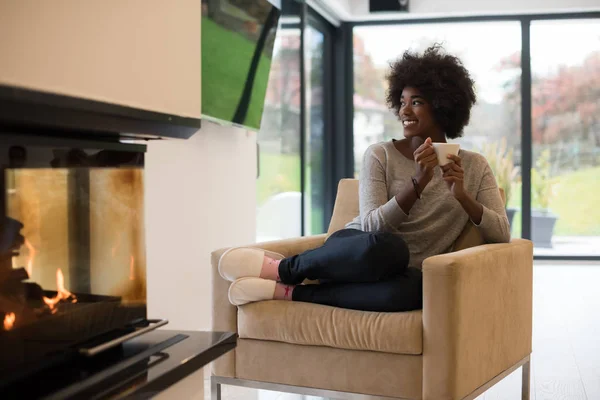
[413,100,423,106]
[400,102,406,107]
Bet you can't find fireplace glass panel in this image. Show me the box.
[0,141,146,379]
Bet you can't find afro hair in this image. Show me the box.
[386,44,476,139]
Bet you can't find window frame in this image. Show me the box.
[345,11,600,261]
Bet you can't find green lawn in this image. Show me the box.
[507,183,523,238]
[202,17,271,130]
[256,152,326,234]
[257,153,600,237]
[508,166,600,237]
[550,166,600,236]
[256,152,301,206]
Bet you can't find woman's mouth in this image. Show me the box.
[403,120,417,128]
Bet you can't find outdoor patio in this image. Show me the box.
[535,236,600,257]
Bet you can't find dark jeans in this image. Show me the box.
[278,229,422,312]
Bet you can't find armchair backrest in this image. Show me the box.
[327,179,360,236]
[327,179,505,252]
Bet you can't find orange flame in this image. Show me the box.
[43,268,77,312]
[129,255,135,281]
[24,239,36,278]
[3,312,15,331]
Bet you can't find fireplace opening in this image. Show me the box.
[0,135,148,386]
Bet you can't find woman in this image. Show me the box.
[219,45,510,312]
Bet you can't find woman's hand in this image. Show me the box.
[413,137,438,189]
[441,154,465,199]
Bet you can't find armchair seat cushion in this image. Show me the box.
[237,300,423,355]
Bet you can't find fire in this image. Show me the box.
[42,268,77,313]
[3,313,15,331]
[24,239,36,278]
[129,255,135,281]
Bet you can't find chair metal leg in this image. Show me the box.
[521,359,531,400]
[211,377,221,400]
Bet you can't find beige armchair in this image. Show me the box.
[211,179,533,400]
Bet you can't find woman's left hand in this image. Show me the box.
[441,154,465,200]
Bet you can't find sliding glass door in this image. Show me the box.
[530,19,600,256]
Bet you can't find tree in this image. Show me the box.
[497,50,600,146]
[353,35,387,102]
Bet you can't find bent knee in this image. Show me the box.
[367,232,409,266]
[367,232,407,250]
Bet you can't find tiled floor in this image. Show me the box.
[206,263,600,400]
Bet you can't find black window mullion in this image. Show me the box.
[299,0,307,236]
[521,18,532,241]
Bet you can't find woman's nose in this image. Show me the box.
[400,105,412,117]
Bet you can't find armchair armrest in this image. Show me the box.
[422,239,533,400]
[211,234,327,377]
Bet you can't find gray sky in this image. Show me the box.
[354,19,600,104]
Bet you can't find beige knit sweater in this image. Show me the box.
[346,140,510,269]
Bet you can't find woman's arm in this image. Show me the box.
[470,164,511,243]
[442,154,510,243]
[359,146,413,232]
[395,138,438,214]
[455,192,484,224]
[360,142,437,232]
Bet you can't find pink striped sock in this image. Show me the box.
[260,256,281,281]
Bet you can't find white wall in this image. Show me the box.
[0,0,200,118]
[145,122,257,330]
[342,0,599,19]
[0,0,254,336]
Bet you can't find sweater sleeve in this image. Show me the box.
[359,145,409,232]
[473,161,511,243]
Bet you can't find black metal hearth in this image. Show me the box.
[2,330,237,400]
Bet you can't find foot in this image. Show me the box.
[228,277,277,306]
[260,256,281,281]
[218,247,284,282]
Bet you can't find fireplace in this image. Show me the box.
[0,85,201,394]
[0,132,152,385]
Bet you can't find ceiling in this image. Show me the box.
[312,0,600,24]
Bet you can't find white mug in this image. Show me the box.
[432,143,460,166]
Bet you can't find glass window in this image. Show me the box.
[255,2,330,241]
[530,19,600,255]
[256,14,302,242]
[353,22,522,235]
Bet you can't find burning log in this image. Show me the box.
[42,268,77,311]
[0,267,29,292]
[0,268,29,304]
[8,267,29,282]
[0,293,39,331]
[24,282,44,302]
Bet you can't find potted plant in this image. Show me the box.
[531,149,558,248]
[480,139,519,231]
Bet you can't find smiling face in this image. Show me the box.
[399,87,444,141]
